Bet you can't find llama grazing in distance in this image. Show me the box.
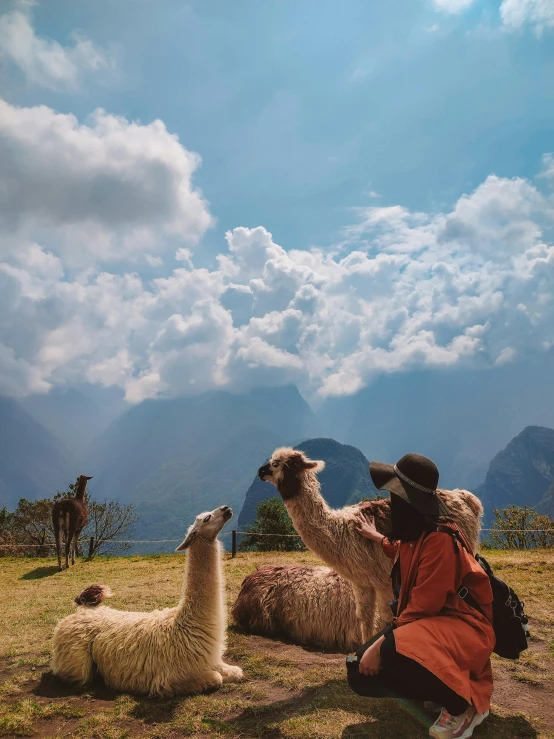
[258,448,483,642]
[232,564,361,652]
[52,475,92,572]
[50,505,243,697]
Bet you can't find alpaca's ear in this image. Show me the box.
[176,528,197,551]
[85,476,93,480]
[303,459,325,473]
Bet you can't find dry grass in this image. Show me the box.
[0,549,553,738]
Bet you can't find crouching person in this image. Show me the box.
[347,454,495,739]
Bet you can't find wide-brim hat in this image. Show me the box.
[369,453,450,517]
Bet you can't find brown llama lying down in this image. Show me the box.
[232,564,361,652]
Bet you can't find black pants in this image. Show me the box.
[346,628,469,716]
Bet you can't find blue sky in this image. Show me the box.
[10,0,554,253]
[0,0,553,403]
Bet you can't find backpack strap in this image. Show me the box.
[434,525,489,621]
[456,584,487,618]
[435,524,467,554]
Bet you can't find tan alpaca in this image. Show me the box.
[258,448,483,641]
[50,506,243,696]
[232,563,361,651]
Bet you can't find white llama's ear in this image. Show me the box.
[176,528,197,551]
[304,459,325,473]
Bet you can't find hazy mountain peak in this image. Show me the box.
[476,425,554,519]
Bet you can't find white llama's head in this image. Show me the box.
[176,505,233,551]
[258,447,325,498]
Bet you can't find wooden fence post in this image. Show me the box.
[87,537,95,560]
[232,530,237,558]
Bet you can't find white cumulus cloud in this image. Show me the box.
[0,99,213,263]
[0,1,114,90]
[0,99,553,403]
[500,0,554,32]
[0,163,553,402]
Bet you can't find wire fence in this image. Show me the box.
[2,528,554,558]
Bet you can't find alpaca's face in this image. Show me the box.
[176,505,232,551]
[258,448,325,497]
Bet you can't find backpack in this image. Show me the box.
[436,526,530,660]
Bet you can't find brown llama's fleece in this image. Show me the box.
[259,448,483,642]
[232,564,361,652]
[52,475,92,572]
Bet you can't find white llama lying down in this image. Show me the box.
[50,505,243,696]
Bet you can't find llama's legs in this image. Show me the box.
[75,528,84,559]
[54,520,63,572]
[65,521,78,569]
[217,663,244,683]
[72,528,83,565]
[353,584,377,642]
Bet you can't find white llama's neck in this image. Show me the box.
[282,472,347,571]
[175,538,224,634]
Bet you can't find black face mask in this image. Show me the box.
[389,494,436,542]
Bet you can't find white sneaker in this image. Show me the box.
[429,706,490,739]
[424,701,442,713]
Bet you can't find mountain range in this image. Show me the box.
[2,364,554,548]
[319,358,554,492]
[0,397,74,509]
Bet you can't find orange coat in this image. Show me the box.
[382,527,495,714]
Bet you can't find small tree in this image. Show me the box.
[83,499,139,556]
[239,497,305,552]
[490,505,554,550]
[0,505,19,557]
[7,498,54,556]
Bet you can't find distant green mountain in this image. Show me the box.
[86,385,320,548]
[238,437,379,529]
[475,426,554,520]
[0,397,73,508]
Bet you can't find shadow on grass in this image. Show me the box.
[126,697,180,724]
[341,722,379,738]
[20,565,59,580]
[33,671,118,701]
[479,712,538,738]
[227,678,540,739]
[341,708,538,739]
[226,681,427,738]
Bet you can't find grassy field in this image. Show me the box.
[0,549,553,739]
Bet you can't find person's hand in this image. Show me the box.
[359,638,383,676]
[355,513,384,543]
